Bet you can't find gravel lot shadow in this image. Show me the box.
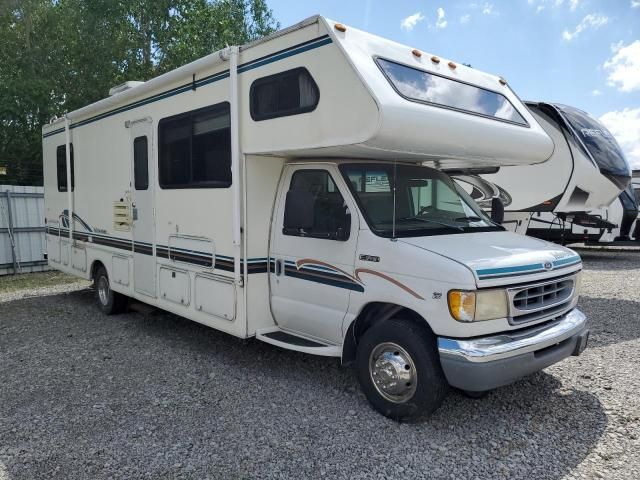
[578,296,640,347]
[0,289,608,480]
[576,251,640,271]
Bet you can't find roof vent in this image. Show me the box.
[109,81,145,96]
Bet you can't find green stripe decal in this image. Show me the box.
[42,35,332,139]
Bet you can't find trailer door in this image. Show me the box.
[129,118,156,297]
[269,166,358,345]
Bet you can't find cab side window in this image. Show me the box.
[283,170,351,241]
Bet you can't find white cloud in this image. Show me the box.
[632,1,640,8]
[529,0,579,11]
[603,40,640,92]
[482,2,494,14]
[591,89,602,96]
[600,109,640,169]
[460,14,471,24]
[562,13,609,41]
[436,7,448,29]
[401,12,425,31]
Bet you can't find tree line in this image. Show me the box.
[0,0,278,186]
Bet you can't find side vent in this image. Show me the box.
[113,201,132,231]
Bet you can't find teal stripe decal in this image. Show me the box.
[42,35,332,139]
[477,263,544,276]
[553,255,581,267]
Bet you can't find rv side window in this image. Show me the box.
[158,102,231,189]
[283,170,350,240]
[250,67,319,121]
[56,144,75,192]
[133,136,149,190]
[375,58,527,126]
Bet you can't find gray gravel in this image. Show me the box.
[0,250,638,479]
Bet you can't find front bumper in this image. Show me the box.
[438,308,588,392]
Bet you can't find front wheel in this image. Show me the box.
[94,266,127,315]
[355,317,448,421]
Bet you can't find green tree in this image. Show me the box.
[0,0,279,185]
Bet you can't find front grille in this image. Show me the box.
[508,274,576,325]
[513,279,573,310]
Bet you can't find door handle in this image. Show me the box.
[275,259,283,276]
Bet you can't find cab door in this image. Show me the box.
[129,118,156,297]
[269,165,359,344]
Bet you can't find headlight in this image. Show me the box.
[448,289,508,322]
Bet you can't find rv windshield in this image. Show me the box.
[556,104,631,188]
[341,163,502,238]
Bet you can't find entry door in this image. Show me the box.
[129,118,156,297]
[269,166,359,344]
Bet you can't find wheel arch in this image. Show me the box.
[90,259,106,282]
[341,302,434,365]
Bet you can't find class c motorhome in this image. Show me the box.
[43,16,589,420]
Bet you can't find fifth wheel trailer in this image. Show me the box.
[43,15,588,420]
[453,102,632,240]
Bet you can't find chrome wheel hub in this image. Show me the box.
[369,342,417,403]
[97,276,109,306]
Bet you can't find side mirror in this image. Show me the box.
[334,212,351,241]
[491,197,504,224]
[283,189,315,232]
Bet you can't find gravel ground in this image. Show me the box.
[0,251,638,480]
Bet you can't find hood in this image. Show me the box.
[399,231,582,286]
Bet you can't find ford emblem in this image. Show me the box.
[544,261,553,270]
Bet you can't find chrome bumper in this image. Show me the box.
[437,308,588,392]
[438,308,587,363]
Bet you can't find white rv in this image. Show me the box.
[583,172,639,245]
[454,102,632,239]
[42,16,589,420]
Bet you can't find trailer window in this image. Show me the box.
[376,58,527,126]
[159,102,231,189]
[250,67,319,121]
[133,136,148,190]
[56,144,74,192]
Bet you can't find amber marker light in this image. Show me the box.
[431,56,441,64]
[412,49,422,58]
[499,78,507,85]
[448,61,457,69]
[334,23,347,32]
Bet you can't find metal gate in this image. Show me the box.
[0,185,48,276]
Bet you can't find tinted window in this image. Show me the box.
[159,103,231,189]
[133,136,148,190]
[56,144,74,192]
[556,104,631,179]
[284,170,350,240]
[250,68,319,121]
[376,58,527,126]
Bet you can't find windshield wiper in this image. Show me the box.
[396,216,464,231]
[454,216,484,222]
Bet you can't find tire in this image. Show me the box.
[461,389,489,399]
[94,266,127,315]
[355,317,448,421]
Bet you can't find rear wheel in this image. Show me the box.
[94,266,127,315]
[356,317,448,421]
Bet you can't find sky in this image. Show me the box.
[267,0,640,168]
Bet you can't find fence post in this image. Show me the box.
[5,190,19,274]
